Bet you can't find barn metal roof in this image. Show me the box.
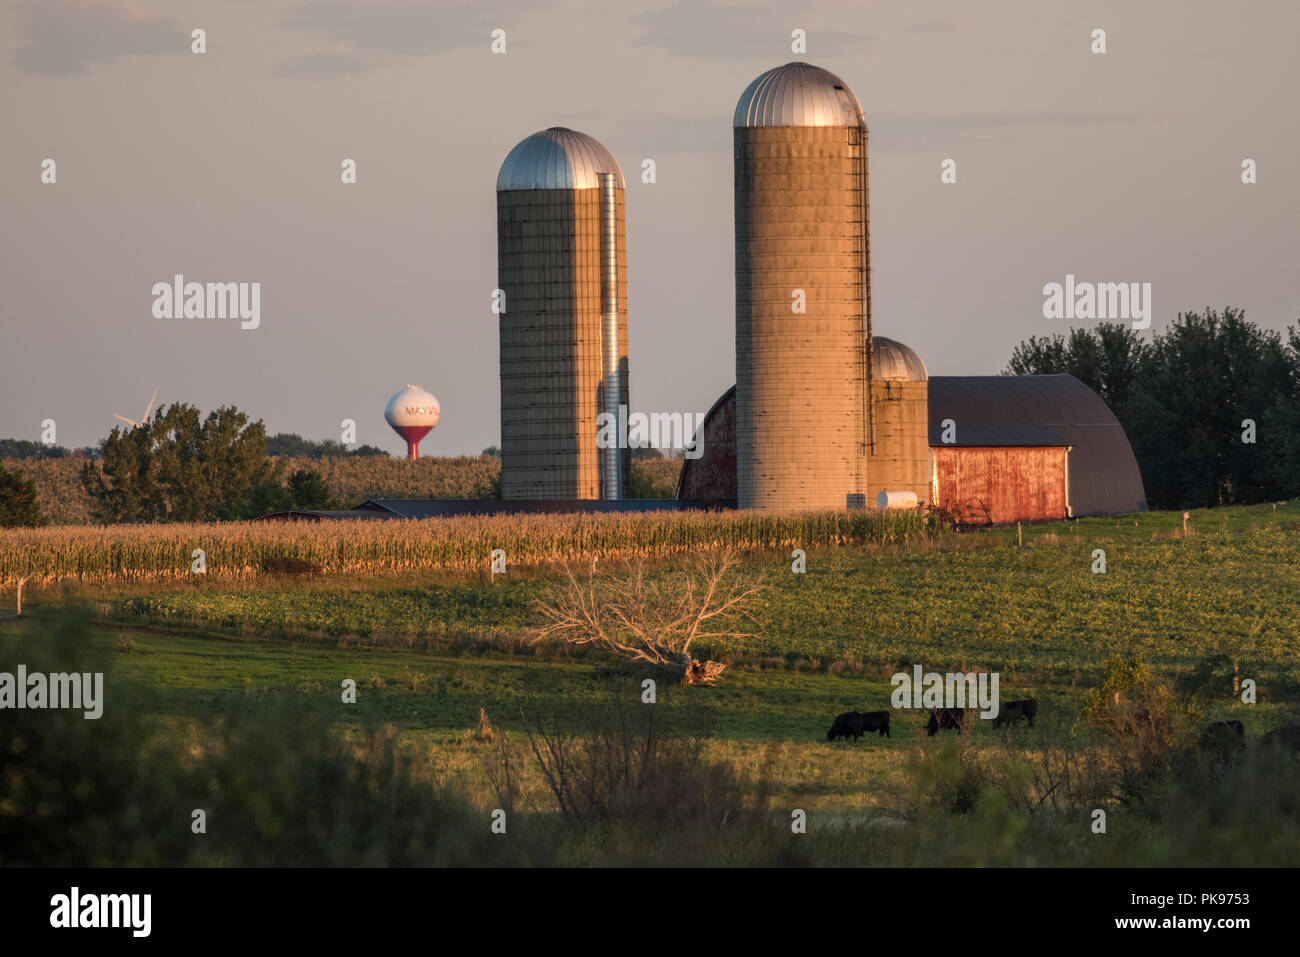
[254,499,724,522]
[251,509,395,522]
[928,375,1147,515]
[354,499,719,518]
[934,425,1072,447]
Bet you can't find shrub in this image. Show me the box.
[261,555,321,576]
[512,688,753,827]
[530,550,765,684]
[1078,656,1200,802]
[0,462,47,527]
[0,608,516,866]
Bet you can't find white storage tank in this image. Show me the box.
[876,490,919,510]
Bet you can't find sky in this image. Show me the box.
[2,0,1297,458]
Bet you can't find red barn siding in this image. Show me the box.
[676,387,738,503]
[932,446,1068,524]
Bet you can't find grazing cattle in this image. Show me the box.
[826,710,891,742]
[827,711,862,742]
[925,707,964,736]
[1262,724,1300,753]
[1199,720,1245,755]
[993,698,1038,729]
[859,710,891,738]
[1200,719,1244,741]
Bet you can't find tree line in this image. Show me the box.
[0,439,96,459]
[1005,308,1300,509]
[264,433,387,458]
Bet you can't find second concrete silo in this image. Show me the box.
[866,337,930,505]
[733,62,869,510]
[496,128,630,499]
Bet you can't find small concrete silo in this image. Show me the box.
[495,128,630,500]
[865,338,930,505]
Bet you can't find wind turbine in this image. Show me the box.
[114,386,159,429]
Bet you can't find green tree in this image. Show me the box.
[266,433,388,458]
[0,439,69,460]
[1132,309,1293,507]
[287,468,335,510]
[1006,309,1300,509]
[0,462,48,527]
[82,404,279,523]
[1004,321,1146,411]
[1266,326,1300,493]
[240,478,293,518]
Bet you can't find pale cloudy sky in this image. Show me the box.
[2,0,1297,457]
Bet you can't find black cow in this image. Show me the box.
[1199,719,1244,743]
[993,698,1038,729]
[925,707,964,736]
[859,710,890,738]
[827,710,891,741]
[1262,724,1300,753]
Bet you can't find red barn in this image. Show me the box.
[678,372,1146,524]
[930,444,1069,524]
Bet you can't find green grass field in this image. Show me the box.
[54,501,1300,677]
[3,501,1298,865]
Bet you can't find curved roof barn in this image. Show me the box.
[678,360,1146,516]
[927,375,1147,516]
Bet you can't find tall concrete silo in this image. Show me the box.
[733,63,870,510]
[496,128,630,500]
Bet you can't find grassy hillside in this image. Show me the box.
[40,502,1294,677]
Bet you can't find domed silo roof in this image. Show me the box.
[734,62,864,128]
[873,337,928,381]
[496,127,625,191]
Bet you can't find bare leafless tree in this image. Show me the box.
[530,549,765,684]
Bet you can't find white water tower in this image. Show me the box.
[384,385,441,460]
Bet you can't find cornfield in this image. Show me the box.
[299,455,499,503]
[13,454,681,524]
[0,508,930,586]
